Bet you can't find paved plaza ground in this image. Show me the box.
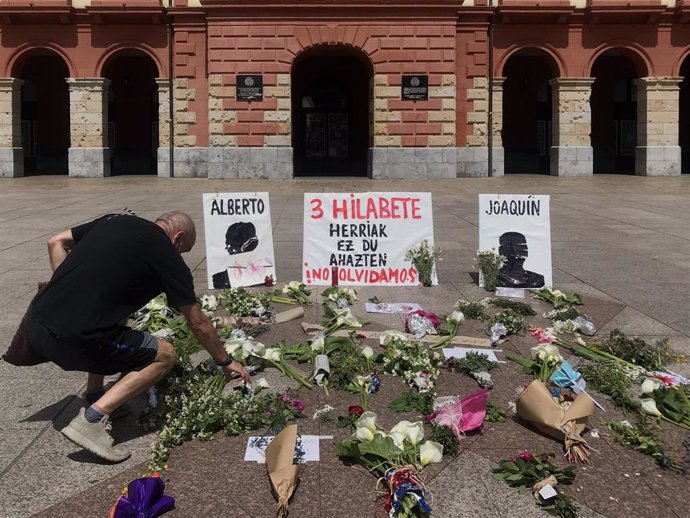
[1,175,689,518]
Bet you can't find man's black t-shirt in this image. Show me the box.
[32,214,197,346]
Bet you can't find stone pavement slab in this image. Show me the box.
[0,175,689,517]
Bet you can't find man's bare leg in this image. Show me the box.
[92,340,176,415]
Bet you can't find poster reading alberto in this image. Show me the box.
[203,193,276,289]
[478,194,552,289]
[302,192,435,286]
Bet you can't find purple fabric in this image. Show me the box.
[112,476,175,518]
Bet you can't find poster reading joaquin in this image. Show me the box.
[203,193,276,289]
[478,194,552,289]
[302,192,435,286]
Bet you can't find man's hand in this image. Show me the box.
[47,229,75,271]
[222,361,251,384]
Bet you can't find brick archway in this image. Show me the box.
[12,47,71,175]
[291,45,372,177]
[101,49,160,175]
[502,48,560,174]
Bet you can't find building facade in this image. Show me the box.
[0,0,689,179]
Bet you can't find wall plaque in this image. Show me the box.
[401,75,428,100]
[236,75,263,101]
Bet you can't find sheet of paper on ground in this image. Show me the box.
[244,435,321,463]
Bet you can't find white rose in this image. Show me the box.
[420,440,443,466]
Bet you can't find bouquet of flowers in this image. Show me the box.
[404,309,441,339]
[449,351,497,389]
[427,390,489,441]
[336,412,443,517]
[430,311,465,350]
[216,287,274,321]
[475,249,504,292]
[640,379,690,430]
[515,380,595,463]
[322,286,357,307]
[274,281,312,305]
[533,288,582,310]
[381,336,443,393]
[405,240,441,287]
[492,451,578,518]
[321,305,366,335]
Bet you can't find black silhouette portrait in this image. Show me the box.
[212,222,259,289]
[497,231,545,288]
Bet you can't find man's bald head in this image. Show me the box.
[155,211,197,253]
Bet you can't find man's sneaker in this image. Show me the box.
[83,392,132,420]
[61,408,131,463]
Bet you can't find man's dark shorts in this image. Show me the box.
[26,312,159,376]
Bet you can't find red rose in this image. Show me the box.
[348,405,364,416]
[519,451,535,462]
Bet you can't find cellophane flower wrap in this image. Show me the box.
[110,473,174,518]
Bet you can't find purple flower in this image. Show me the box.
[111,475,174,518]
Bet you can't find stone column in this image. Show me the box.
[156,78,171,177]
[549,78,594,176]
[490,77,505,177]
[66,78,110,177]
[635,77,682,176]
[0,78,24,178]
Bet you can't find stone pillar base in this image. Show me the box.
[69,148,110,177]
[369,148,456,179]
[456,147,504,177]
[635,146,681,176]
[157,147,293,179]
[550,146,593,176]
[0,147,23,177]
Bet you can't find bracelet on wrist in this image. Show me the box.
[216,355,234,367]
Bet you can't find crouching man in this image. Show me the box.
[26,211,248,462]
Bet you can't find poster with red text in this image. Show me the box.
[302,192,436,286]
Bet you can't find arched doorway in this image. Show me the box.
[590,50,645,174]
[13,50,70,175]
[680,56,690,174]
[292,46,371,177]
[102,50,159,175]
[502,49,558,174]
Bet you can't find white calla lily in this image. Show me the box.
[552,290,566,298]
[389,431,406,450]
[405,421,424,446]
[420,441,444,466]
[311,335,325,352]
[390,420,413,439]
[448,311,465,324]
[357,375,372,387]
[283,280,303,294]
[355,425,374,442]
[362,346,374,359]
[641,378,662,395]
[640,398,662,417]
[335,308,362,328]
[357,411,378,432]
[224,339,244,356]
[380,330,408,347]
[344,288,358,301]
[263,348,282,362]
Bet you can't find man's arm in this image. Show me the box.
[179,303,250,383]
[47,229,76,272]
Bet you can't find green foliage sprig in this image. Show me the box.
[487,298,536,316]
[579,362,639,413]
[487,309,526,335]
[430,425,458,457]
[389,390,434,415]
[484,401,506,423]
[593,329,675,372]
[449,351,498,375]
[455,299,489,321]
[476,249,504,292]
[608,420,685,473]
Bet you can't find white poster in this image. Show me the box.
[203,193,276,289]
[478,194,552,289]
[303,192,435,286]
